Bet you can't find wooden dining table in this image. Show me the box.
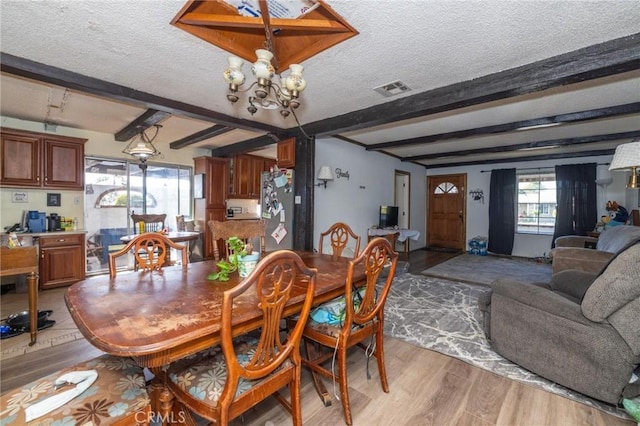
[64,251,363,421]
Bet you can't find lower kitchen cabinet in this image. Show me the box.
[39,233,85,289]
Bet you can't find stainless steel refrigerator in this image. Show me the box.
[260,169,294,251]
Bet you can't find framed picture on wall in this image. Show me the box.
[47,193,61,207]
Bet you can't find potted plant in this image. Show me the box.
[207,237,258,281]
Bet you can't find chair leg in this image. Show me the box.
[303,338,332,407]
[290,371,303,426]
[337,346,353,426]
[375,326,389,393]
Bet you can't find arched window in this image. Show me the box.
[434,182,459,194]
[94,188,158,208]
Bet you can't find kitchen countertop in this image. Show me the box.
[226,214,262,220]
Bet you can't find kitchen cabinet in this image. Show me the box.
[0,128,86,189]
[39,233,85,289]
[277,137,295,168]
[231,154,275,198]
[194,156,229,259]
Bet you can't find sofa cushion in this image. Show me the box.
[582,243,640,354]
[596,225,640,253]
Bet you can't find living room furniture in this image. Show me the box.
[368,228,420,256]
[65,251,364,420]
[550,225,640,274]
[302,237,399,425]
[166,251,317,425]
[478,242,640,405]
[319,222,361,257]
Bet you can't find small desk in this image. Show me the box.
[0,246,39,345]
[368,228,420,255]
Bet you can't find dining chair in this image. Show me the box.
[302,237,399,425]
[108,233,188,278]
[165,250,317,425]
[130,211,167,234]
[318,222,361,258]
[208,219,267,261]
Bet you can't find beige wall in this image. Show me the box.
[0,116,209,230]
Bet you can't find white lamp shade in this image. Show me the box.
[317,166,333,181]
[223,56,245,85]
[252,49,275,81]
[609,142,640,170]
[284,64,307,93]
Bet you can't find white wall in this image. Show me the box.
[428,154,630,258]
[314,136,427,252]
[0,116,209,230]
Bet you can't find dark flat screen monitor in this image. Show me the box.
[379,205,399,228]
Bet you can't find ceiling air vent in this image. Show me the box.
[374,80,411,97]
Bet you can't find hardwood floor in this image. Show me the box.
[1,249,633,425]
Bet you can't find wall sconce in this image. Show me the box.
[316,166,334,189]
[609,140,640,189]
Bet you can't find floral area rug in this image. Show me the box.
[383,273,630,420]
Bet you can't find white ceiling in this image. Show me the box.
[1,1,639,166]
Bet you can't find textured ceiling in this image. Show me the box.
[1,1,639,165]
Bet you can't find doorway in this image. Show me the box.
[427,174,466,250]
[394,170,410,252]
[394,170,410,229]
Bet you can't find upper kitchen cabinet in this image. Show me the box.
[1,128,86,190]
[277,137,295,169]
[231,154,274,198]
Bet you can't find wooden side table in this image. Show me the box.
[0,246,39,345]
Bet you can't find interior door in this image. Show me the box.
[427,174,466,250]
[394,170,410,229]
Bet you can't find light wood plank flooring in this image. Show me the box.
[1,249,633,425]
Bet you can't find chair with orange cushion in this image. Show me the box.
[318,222,361,258]
[165,250,317,425]
[302,237,398,425]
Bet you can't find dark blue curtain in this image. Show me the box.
[488,168,516,255]
[552,163,597,247]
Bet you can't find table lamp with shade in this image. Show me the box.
[609,141,640,189]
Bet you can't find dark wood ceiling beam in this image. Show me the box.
[366,103,640,151]
[403,131,640,161]
[114,109,172,142]
[210,133,283,157]
[425,149,615,169]
[169,125,233,149]
[0,52,283,135]
[305,33,640,137]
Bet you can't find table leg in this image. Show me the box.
[27,271,38,346]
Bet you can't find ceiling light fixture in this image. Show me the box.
[223,49,307,118]
[123,125,163,170]
[609,140,640,189]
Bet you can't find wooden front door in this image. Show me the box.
[427,174,466,250]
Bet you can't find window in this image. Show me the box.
[95,188,158,208]
[517,171,556,235]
